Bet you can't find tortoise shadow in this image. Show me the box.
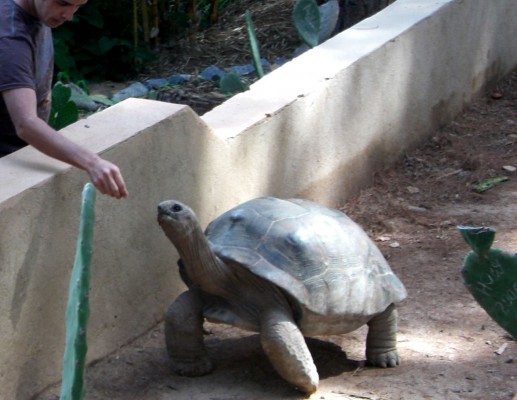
[306,337,360,378]
[36,326,362,399]
[206,331,358,381]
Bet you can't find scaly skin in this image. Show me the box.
[366,304,400,367]
[260,308,319,394]
[164,288,214,376]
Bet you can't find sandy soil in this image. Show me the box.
[37,1,517,398]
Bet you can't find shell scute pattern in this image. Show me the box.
[205,197,406,319]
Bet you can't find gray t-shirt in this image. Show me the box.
[0,0,54,156]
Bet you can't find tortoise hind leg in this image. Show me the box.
[165,287,214,376]
[365,303,401,368]
[260,308,319,394]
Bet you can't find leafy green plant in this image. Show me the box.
[53,0,153,82]
[53,0,239,82]
[59,183,96,400]
[219,72,249,95]
[244,10,265,79]
[215,9,265,92]
[293,0,321,48]
[49,82,79,131]
[243,0,323,83]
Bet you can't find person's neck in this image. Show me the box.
[13,0,37,18]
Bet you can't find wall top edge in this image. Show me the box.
[0,99,186,204]
[202,0,454,139]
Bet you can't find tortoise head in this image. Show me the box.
[157,200,200,244]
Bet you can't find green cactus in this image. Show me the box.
[459,226,517,340]
[219,72,249,95]
[49,81,79,131]
[293,0,321,48]
[245,10,265,79]
[60,183,97,400]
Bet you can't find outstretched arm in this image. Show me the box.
[2,87,129,199]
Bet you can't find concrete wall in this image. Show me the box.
[1,0,516,398]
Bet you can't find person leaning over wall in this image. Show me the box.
[0,0,128,199]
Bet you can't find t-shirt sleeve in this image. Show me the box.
[0,37,36,92]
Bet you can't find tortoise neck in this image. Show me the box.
[175,225,227,286]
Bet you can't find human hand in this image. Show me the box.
[2,87,130,198]
[87,158,129,199]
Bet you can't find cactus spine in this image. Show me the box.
[60,183,96,400]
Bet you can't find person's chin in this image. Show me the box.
[45,18,65,28]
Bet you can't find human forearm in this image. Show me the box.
[18,117,128,198]
[3,88,128,199]
[16,114,98,168]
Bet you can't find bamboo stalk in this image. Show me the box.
[133,0,138,49]
[152,0,160,45]
[209,0,219,23]
[141,0,150,43]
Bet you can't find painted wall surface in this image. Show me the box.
[0,0,516,398]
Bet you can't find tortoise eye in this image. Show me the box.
[172,204,183,212]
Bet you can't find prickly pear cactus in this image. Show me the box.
[49,82,79,131]
[60,183,96,400]
[293,0,321,48]
[459,226,517,340]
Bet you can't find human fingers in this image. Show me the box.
[101,173,124,199]
[89,161,127,199]
[90,174,110,197]
[112,170,129,198]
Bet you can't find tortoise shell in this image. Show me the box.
[203,197,406,330]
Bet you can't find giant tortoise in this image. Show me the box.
[157,196,407,394]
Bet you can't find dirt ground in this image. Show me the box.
[39,1,517,399]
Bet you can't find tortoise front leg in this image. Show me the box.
[260,308,319,394]
[365,303,401,368]
[165,287,214,376]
